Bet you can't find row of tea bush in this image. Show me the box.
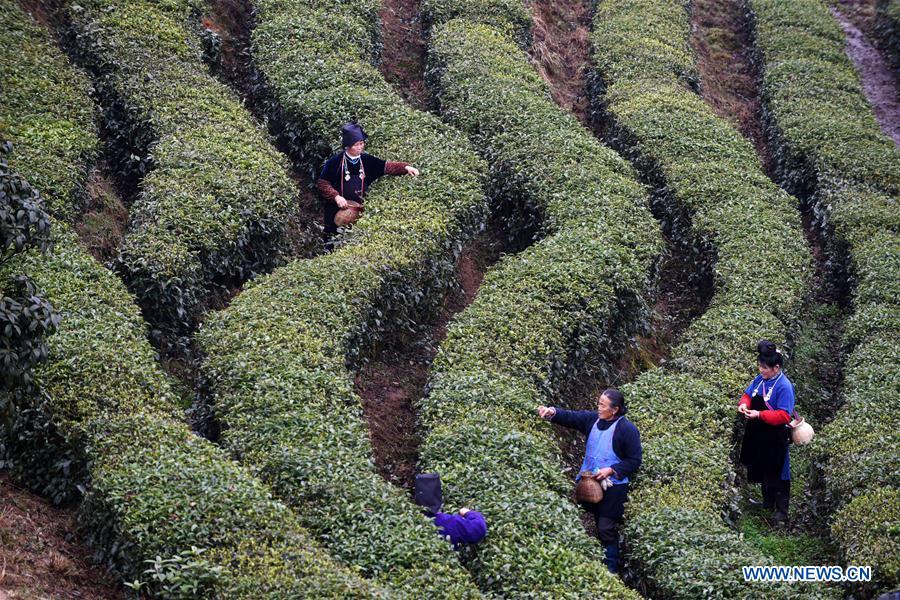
[417,1,661,595]
[589,0,828,597]
[748,0,900,591]
[0,2,379,596]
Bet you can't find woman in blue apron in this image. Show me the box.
[538,389,642,573]
[316,122,420,250]
[738,340,795,525]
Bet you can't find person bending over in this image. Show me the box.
[414,473,487,549]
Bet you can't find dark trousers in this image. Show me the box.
[595,515,619,545]
[761,474,790,518]
[584,483,629,573]
[322,229,337,253]
[323,203,339,252]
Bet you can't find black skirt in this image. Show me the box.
[739,394,789,483]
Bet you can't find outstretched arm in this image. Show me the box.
[386,161,419,176]
[538,406,596,436]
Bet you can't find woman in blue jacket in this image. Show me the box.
[738,340,796,525]
[538,388,642,574]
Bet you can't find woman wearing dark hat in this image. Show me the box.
[316,122,420,249]
[414,473,488,549]
[738,340,796,525]
[537,389,642,574]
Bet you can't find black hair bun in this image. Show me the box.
[757,339,777,356]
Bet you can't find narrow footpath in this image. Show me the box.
[528,0,593,126]
[692,0,847,561]
[379,0,430,111]
[0,473,122,600]
[831,7,900,146]
[690,0,774,174]
[356,234,503,489]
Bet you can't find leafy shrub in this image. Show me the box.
[0,0,98,224]
[197,0,488,596]
[61,0,299,333]
[0,275,58,389]
[831,487,900,587]
[588,1,827,597]
[0,5,379,595]
[747,0,899,592]
[625,505,802,599]
[420,0,532,45]
[0,143,59,456]
[413,3,662,594]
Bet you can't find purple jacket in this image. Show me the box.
[432,511,487,547]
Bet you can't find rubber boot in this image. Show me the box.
[603,542,620,574]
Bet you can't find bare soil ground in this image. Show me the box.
[831,7,900,146]
[75,168,128,263]
[379,0,430,111]
[0,473,122,600]
[690,0,774,175]
[18,0,52,28]
[356,233,502,490]
[528,0,593,126]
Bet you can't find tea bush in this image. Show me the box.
[0,143,59,442]
[590,0,825,597]
[748,0,899,591]
[62,0,299,332]
[0,0,98,223]
[417,3,661,595]
[197,0,487,596]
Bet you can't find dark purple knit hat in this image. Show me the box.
[415,473,443,514]
[341,122,367,148]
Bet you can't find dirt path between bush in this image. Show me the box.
[528,0,593,126]
[0,473,122,600]
[690,0,774,175]
[831,7,900,146]
[356,233,502,490]
[379,0,430,111]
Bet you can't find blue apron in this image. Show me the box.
[578,418,629,485]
